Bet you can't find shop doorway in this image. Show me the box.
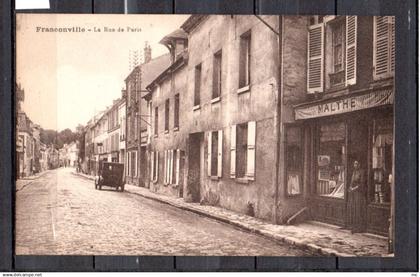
[346,119,368,230]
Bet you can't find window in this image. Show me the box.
[212,50,222,99]
[174,94,179,129]
[165,99,170,132]
[236,124,248,178]
[194,64,201,106]
[239,31,251,89]
[286,126,303,196]
[373,16,395,79]
[154,107,158,135]
[307,16,357,93]
[230,121,256,180]
[316,122,345,199]
[332,21,345,73]
[207,130,222,178]
[371,117,393,204]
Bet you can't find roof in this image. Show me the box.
[124,53,171,99]
[159,29,188,45]
[140,53,171,94]
[143,51,188,100]
[180,15,208,33]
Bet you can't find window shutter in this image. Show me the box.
[246,121,256,180]
[374,16,392,79]
[207,132,212,176]
[155,151,159,182]
[230,125,236,178]
[169,150,173,184]
[134,152,137,177]
[217,130,223,178]
[176,149,180,185]
[164,150,167,184]
[345,16,357,86]
[390,16,395,73]
[150,151,154,181]
[307,23,324,93]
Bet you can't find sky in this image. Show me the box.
[16,14,190,132]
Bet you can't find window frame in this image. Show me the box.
[174,94,180,130]
[212,50,222,100]
[194,63,202,107]
[239,30,251,90]
[164,99,170,132]
[154,106,159,136]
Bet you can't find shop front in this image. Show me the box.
[294,87,394,235]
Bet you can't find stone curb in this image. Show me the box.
[19,170,51,181]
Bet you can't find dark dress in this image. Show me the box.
[347,169,366,233]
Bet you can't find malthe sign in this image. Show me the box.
[295,88,394,120]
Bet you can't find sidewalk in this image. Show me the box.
[74,171,390,257]
[16,170,51,191]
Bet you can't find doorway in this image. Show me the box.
[187,133,203,202]
[346,118,368,229]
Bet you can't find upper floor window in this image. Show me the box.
[239,31,251,89]
[174,94,179,129]
[165,99,170,132]
[332,21,345,73]
[307,16,357,93]
[194,64,202,107]
[373,16,395,80]
[154,107,158,136]
[212,50,222,99]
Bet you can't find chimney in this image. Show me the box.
[144,42,152,64]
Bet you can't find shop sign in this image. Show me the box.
[295,89,393,120]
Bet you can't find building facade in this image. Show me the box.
[145,29,188,198]
[290,15,395,235]
[125,45,171,186]
[142,15,394,237]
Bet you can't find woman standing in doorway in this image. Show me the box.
[347,160,366,233]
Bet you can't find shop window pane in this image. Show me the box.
[317,122,346,198]
[371,118,393,204]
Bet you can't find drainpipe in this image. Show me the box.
[272,16,283,224]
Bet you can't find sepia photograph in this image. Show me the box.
[15,14,395,256]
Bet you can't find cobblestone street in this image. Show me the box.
[16,167,310,256]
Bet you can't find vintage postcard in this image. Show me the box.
[15,14,395,256]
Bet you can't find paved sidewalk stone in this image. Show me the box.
[74,171,389,257]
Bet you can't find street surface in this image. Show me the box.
[16,167,310,256]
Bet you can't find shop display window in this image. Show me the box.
[317,122,346,199]
[371,118,393,204]
[286,126,303,196]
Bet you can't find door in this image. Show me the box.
[186,133,203,202]
[139,146,147,187]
